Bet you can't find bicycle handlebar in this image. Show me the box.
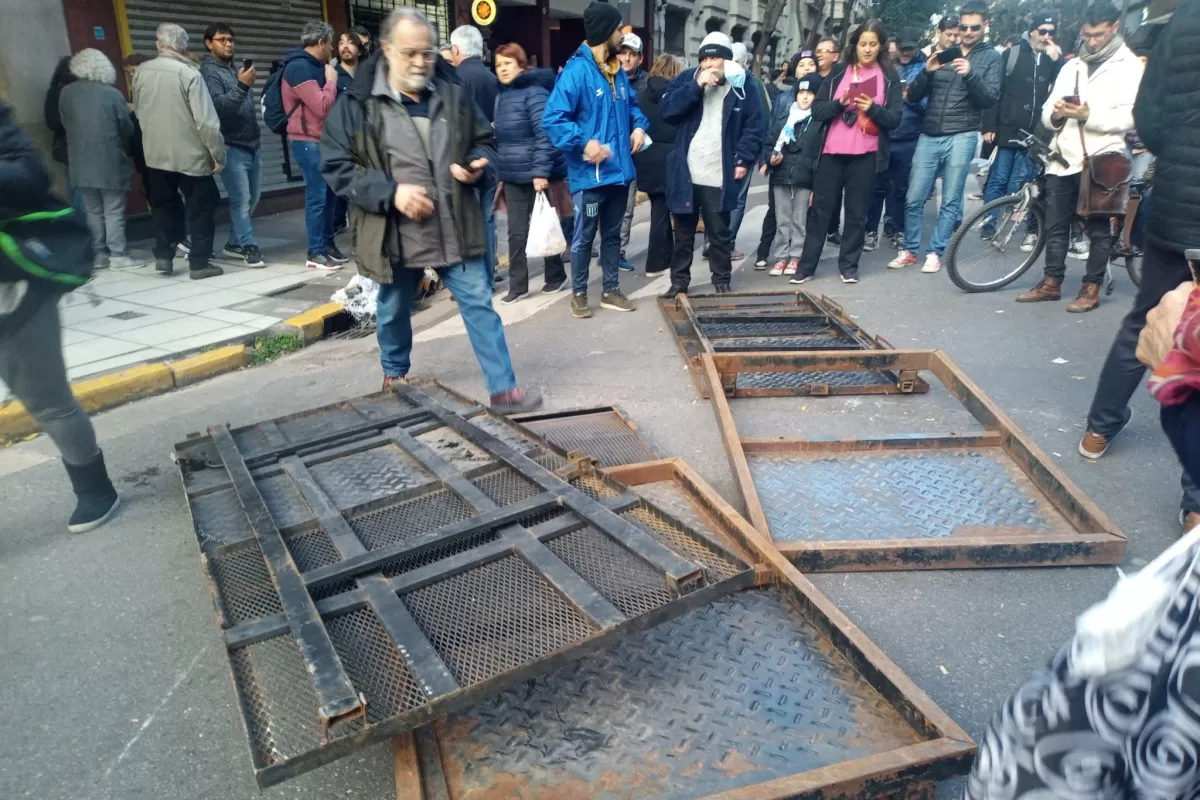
[1011,129,1070,169]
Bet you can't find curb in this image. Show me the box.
[0,301,351,444]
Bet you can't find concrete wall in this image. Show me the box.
[0,0,73,185]
[657,0,803,69]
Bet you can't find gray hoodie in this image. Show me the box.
[199,55,260,152]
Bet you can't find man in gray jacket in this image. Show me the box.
[201,22,265,268]
[133,22,225,279]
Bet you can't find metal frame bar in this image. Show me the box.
[400,458,976,800]
[700,350,1127,571]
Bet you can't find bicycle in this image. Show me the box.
[944,130,1143,293]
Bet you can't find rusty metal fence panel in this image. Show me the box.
[660,290,930,398]
[398,460,976,799]
[175,387,755,788]
[702,351,1128,571]
[510,405,665,468]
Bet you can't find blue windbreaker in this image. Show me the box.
[542,42,651,193]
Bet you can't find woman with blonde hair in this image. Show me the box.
[633,54,681,274]
[59,48,139,269]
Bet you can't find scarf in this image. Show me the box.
[1149,286,1200,406]
[1078,32,1124,65]
[773,105,812,152]
[592,49,621,97]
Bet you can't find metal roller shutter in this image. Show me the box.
[349,0,452,43]
[124,0,324,196]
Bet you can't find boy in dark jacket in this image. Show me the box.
[761,76,822,276]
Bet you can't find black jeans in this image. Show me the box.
[1042,173,1112,285]
[757,185,776,262]
[867,137,915,236]
[1162,395,1200,515]
[646,192,673,272]
[503,181,568,294]
[1087,242,1200,512]
[670,185,732,290]
[799,153,875,278]
[147,168,219,269]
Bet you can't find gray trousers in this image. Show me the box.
[79,188,127,260]
[619,180,637,254]
[0,296,99,465]
[771,185,811,261]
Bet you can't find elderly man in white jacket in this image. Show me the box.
[1014,0,1143,313]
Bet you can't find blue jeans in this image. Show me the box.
[903,132,978,256]
[570,184,627,295]
[220,145,262,248]
[375,257,517,396]
[983,146,1035,227]
[729,173,753,240]
[477,180,497,284]
[290,140,335,255]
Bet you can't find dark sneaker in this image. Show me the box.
[713,284,731,294]
[243,246,266,268]
[618,257,635,272]
[659,285,687,300]
[1079,408,1132,460]
[591,246,599,258]
[753,259,769,271]
[645,265,669,275]
[155,257,174,275]
[382,375,408,392]
[701,242,710,259]
[326,245,350,264]
[827,232,842,246]
[189,263,224,280]
[64,451,120,534]
[542,280,567,293]
[840,273,860,284]
[600,289,634,312]
[571,293,592,318]
[176,237,192,257]
[980,223,997,241]
[730,250,745,261]
[864,233,878,251]
[306,252,342,271]
[489,387,544,415]
[334,222,349,235]
[224,243,247,258]
[500,290,528,304]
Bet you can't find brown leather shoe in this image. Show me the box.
[1067,282,1101,313]
[1183,511,1200,536]
[1015,276,1061,302]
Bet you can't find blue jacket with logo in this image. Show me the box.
[542,42,650,193]
[660,68,766,215]
[894,54,928,143]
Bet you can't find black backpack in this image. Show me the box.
[262,66,300,135]
[0,201,93,337]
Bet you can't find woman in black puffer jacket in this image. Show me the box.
[633,55,681,274]
[493,44,571,303]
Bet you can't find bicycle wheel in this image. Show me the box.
[1125,249,1143,288]
[945,195,1047,293]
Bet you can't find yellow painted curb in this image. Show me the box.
[74,363,175,414]
[170,345,248,387]
[285,302,345,343]
[0,399,31,440]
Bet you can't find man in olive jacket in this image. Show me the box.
[321,8,541,413]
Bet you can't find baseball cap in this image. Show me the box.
[896,27,921,49]
[620,32,643,53]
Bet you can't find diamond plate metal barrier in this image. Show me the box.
[659,290,927,398]
[701,350,1127,571]
[511,406,665,468]
[400,458,976,800]
[174,387,754,788]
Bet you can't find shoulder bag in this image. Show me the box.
[1072,72,1133,217]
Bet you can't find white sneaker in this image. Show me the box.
[109,255,147,271]
[1068,240,1090,260]
[1019,233,1038,253]
[888,250,918,269]
[921,253,942,273]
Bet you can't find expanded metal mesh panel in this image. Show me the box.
[711,332,860,350]
[700,319,843,338]
[471,468,541,506]
[402,556,596,685]
[631,479,756,568]
[326,607,425,723]
[546,527,674,617]
[229,634,328,768]
[518,411,662,468]
[349,487,477,551]
[379,530,501,579]
[621,506,744,582]
[748,450,1071,542]
[737,369,896,390]
[684,292,824,310]
[570,473,624,502]
[210,545,284,626]
[532,451,570,473]
[283,529,341,573]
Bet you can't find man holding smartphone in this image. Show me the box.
[889,0,1001,275]
[201,23,265,268]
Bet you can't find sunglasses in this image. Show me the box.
[1035,27,1056,36]
[958,23,983,32]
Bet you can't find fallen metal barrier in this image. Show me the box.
[702,350,1127,571]
[396,458,976,799]
[660,290,929,398]
[511,405,665,468]
[175,386,755,788]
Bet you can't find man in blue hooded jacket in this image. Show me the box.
[543,1,650,319]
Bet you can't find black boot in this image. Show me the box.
[713,283,731,294]
[64,451,120,533]
[659,285,687,300]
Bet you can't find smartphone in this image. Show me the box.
[1062,94,1081,105]
[242,58,254,70]
[936,45,964,64]
[900,79,908,89]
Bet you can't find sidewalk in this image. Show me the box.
[1,209,353,402]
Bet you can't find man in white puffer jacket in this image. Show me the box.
[1015,0,1143,312]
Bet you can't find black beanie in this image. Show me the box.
[584,2,624,47]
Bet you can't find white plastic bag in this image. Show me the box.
[525,192,567,259]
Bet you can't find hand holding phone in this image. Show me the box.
[1062,95,1081,105]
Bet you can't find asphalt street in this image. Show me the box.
[0,186,1181,799]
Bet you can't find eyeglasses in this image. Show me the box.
[398,47,438,62]
[210,36,234,44]
[815,47,837,54]
[958,24,983,32]
[1035,27,1056,36]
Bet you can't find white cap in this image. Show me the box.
[620,32,643,54]
[731,42,749,65]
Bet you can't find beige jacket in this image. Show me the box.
[132,51,225,176]
[1041,45,1143,177]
